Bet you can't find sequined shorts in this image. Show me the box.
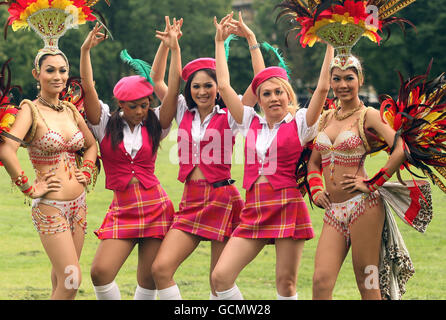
[324,192,379,246]
[31,192,87,235]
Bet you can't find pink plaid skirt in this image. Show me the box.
[232,182,314,242]
[94,183,174,240]
[170,180,244,242]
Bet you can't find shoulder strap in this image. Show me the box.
[20,99,39,144]
[358,106,374,153]
[62,101,81,124]
[317,109,334,132]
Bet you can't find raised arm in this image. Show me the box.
[155,17,183,129]
[214,13,245,124]
[229,11,265,107]
[151,17,183,101]
[80,23,108,125]
[306,44,334,127]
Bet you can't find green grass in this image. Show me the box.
[0,126,445,300]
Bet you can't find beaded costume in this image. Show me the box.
[1,0,109,233]
[275,0,443,300]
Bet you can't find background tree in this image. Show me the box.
[0,0,445,108]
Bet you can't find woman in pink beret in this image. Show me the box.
[79,21,182,300]
[210,16,334,300]
[150,13,264,300]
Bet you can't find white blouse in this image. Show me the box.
[88,100,171,159]
[240,107,319,161]
[175,94,253,142]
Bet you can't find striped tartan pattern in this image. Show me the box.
[171,180,244,242]
[232,182,314,241]
[94,183,175,240]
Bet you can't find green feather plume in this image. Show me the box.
[119,49,154,85]
[224,34,238,60]
[261,42,291,78]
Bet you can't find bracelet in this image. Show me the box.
[308,170,324,202]
[13,171,34,197]
[81,160,97,186]
[249,43,261,51]
[363,168,392,192]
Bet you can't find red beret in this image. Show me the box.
[113,75,154,101]
[251,67,289,94]
[182,58,216,81]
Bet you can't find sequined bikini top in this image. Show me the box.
[314,108,369,180]
[27,101,85,172]
[314,130,366,167]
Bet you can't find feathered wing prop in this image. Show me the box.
[120,49,154,85]
[375,61,446,193]
[0,59,25,164]
[60,77,85,118]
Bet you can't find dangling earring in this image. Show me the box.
[36,82,41,91]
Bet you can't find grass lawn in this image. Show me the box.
[0,125,445,300]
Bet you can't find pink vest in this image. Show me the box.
[243,116,303,191]
[177,110,235,183]
[100,126,160,191]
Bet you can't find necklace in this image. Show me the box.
[334,101,363,121]
[38,95,64,112]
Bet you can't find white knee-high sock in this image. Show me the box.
[93,281,121,300]
[157,284,182,300]
[134,285,157,300]
[216,285,244,300]
[277,292,298,300]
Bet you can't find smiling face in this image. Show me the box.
[119,96,151,128]
[33,54,69,96]
[330,67,363,103]
[189,70,218,111]
[257,78,291,122]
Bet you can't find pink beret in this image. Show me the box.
[251,67,289,94]
[182,58,216,81]
[113,75,154,101]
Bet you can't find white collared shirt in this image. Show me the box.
[241,107,319,161]
[87,100,171,159]
[175,94,252,142]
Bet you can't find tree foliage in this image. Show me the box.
[0,0,445,106]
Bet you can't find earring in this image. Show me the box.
[36,82,41,91]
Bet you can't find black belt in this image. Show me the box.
[212,179,235,188]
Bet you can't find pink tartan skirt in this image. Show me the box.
[232,182,314,242]
[94,183,175,240]
[170,179,244,242]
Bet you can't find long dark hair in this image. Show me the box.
[184,68,226,109]
[105,100,161,156]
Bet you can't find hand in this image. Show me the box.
[314,190,331,210]
[31,172,62,199]
[214,12,236,42]
[81,23,108,51]
[228,11,254,40]
[341,174,370,194]
[155,16,183,49]
[74,168,88,187]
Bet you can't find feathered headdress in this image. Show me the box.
[371,61,446,193]
[1,0,111,72]
[276,0,416,74]
[261,41,292,79]
[120,49,154,85]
